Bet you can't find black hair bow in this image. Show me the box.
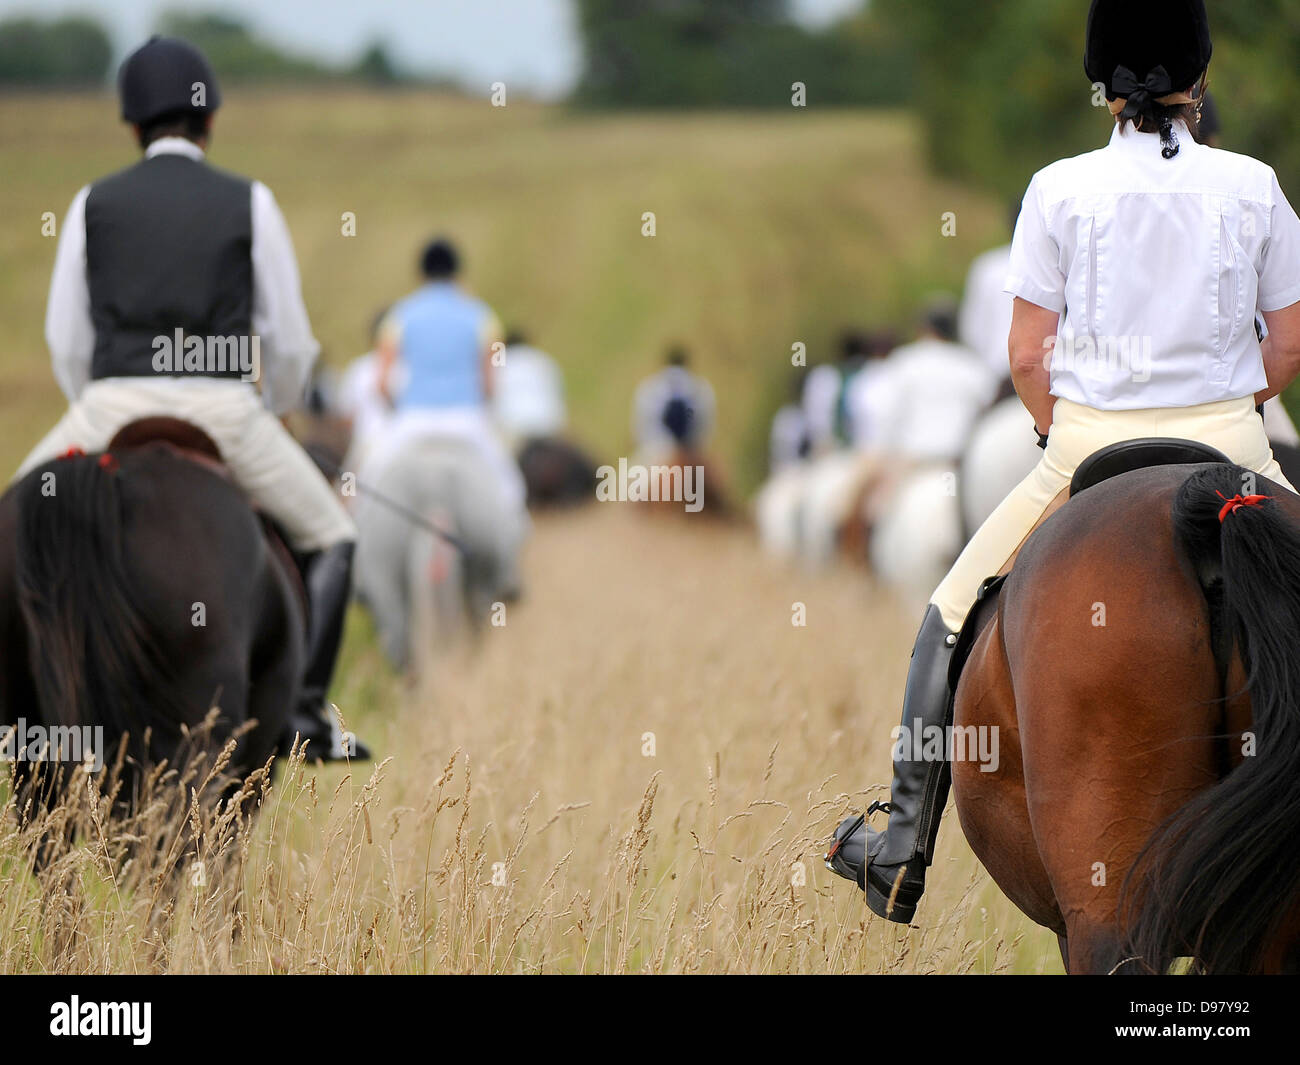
[1112,64,1175,120]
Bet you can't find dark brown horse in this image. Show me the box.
[0,420,303,809]
[954,460,1300,974]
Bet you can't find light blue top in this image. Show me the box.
[388,282,496,410]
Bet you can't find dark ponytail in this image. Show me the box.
[1118,100,1200,160]
[1157,112,1179,159]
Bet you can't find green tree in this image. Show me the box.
[874,0,1300,199]
[573,0,912,108]
[352,41,401,86]
[155,11,335,82]
[0,15,112,87]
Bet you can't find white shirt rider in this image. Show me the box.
[1007,118,1300,411]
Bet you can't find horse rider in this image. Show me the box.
[801,332,869,454]
[632,346,716,461]
[848,301,994,462]
[338,308,394,478]
[493,329,568,448]
[768,371,813,474]
[370,237,529,593]
[15,36,368,763]
[832,0,1300,923]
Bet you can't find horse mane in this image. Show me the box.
[1121,462,1300,973]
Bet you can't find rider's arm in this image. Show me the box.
[45,186,94,402]
[480,310,503,402]
[375,316,400,406]
[250,182,320,415]
[1004,173,1065,437]
[698,378,716,440]
[1258,301,1300,404]
[1009,298,1061,435]
[1256,171,1300,404]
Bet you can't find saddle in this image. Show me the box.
[108,416,228,475]
[1068,437,1230,497]
[106,417,307,617]
[948,437,1233,691]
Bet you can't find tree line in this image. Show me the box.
[3,1,1295,198]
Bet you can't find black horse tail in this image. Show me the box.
[1124,462,1300,973]
[15,454,172,758]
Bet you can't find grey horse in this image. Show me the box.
[353,436,525,671]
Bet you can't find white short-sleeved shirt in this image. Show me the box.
[855,339,996,462]
[1006,120,1300,410]
[494,343,567,439]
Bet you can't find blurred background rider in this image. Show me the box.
[371,237,529,590]
[632,344,716,462]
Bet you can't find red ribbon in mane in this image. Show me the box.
[1215,490,1273,524]
[54,447,118,473]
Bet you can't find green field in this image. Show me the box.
[0,89,1008,487]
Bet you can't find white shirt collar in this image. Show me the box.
[1107,118,1196,157]
[144,136,206,162]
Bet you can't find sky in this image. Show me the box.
[0,0,864,100]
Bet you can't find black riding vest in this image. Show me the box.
[84,152,254,381]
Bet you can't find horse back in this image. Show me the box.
[5,443,300,777]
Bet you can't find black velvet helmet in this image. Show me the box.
[118,36,221,125]
[1085,0,1212,101]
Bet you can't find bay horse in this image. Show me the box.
[953,458,1300,974]
[0,419,303,809]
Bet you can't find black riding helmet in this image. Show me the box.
[119,36,221,126]
[1085,0,1212,103]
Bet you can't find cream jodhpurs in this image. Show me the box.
[931,396,1296,632]
[15,378,356,551]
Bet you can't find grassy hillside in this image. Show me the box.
[0,90,1008,486]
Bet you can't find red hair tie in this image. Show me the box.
[97,452,119,474]
[57,447,86,460]
[1216,490,1273,523]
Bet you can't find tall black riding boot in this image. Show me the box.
[282,541,371,762]
[827,604,956,923]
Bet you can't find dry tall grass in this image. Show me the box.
[1,507,1062,973]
